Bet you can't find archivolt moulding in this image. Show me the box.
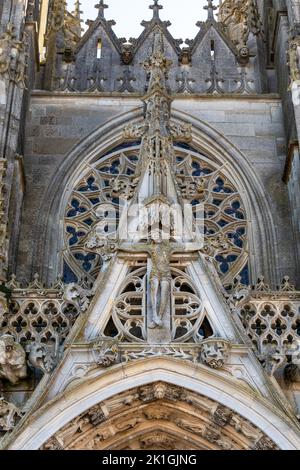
[3,357,300,450]
[32,107,278,287]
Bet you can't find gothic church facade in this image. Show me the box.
[0,0,300,450]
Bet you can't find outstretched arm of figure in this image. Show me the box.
[118,242,150,254]
[170,241,203,254]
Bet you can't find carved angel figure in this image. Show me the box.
[0,335,27,384]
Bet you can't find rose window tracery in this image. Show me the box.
[63,142,249,287]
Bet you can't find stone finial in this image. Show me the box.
[73,0,83,21]
[149,0,163,20]
[204,0,217,21]
[95,0,108,18]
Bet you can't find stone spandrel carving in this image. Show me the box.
[0,335,27,384]
[199,338,230,369]
[93,339,120,368]
[0,396,22,432]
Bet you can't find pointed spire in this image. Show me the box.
[143,28,172,94]
[95,0,108,18]
[73,0,83,21]
[149,0,163,20]
[204,0,217,21]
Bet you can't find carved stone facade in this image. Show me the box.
[40,383,279,450]
[0,0,300,452]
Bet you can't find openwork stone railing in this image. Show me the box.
[0,275,79,349]
[230,277,300,375]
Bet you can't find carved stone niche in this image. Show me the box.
[199,338,230,370]
[0,334,27,384]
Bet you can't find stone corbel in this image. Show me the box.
[93,339,120,368]
[199,338,230,370]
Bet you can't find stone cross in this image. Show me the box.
[149,0,163,20]
[204,0,217,21]
[95,0,108,18]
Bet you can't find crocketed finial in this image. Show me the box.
[95,0,108,18]
[204,0,217,21]
[73,0,83,21]
[149,0,163,20]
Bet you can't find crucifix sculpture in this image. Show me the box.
[119,238,202,329]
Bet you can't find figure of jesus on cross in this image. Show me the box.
[119,232,202,329]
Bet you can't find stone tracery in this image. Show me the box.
[63,143,249,287]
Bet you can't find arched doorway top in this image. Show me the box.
[5,357,300,450]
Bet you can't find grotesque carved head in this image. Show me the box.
[0,334,27,384]
[200,339,230,369]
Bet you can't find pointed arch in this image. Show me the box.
[4,358,300,450]
[31,107,278,286]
